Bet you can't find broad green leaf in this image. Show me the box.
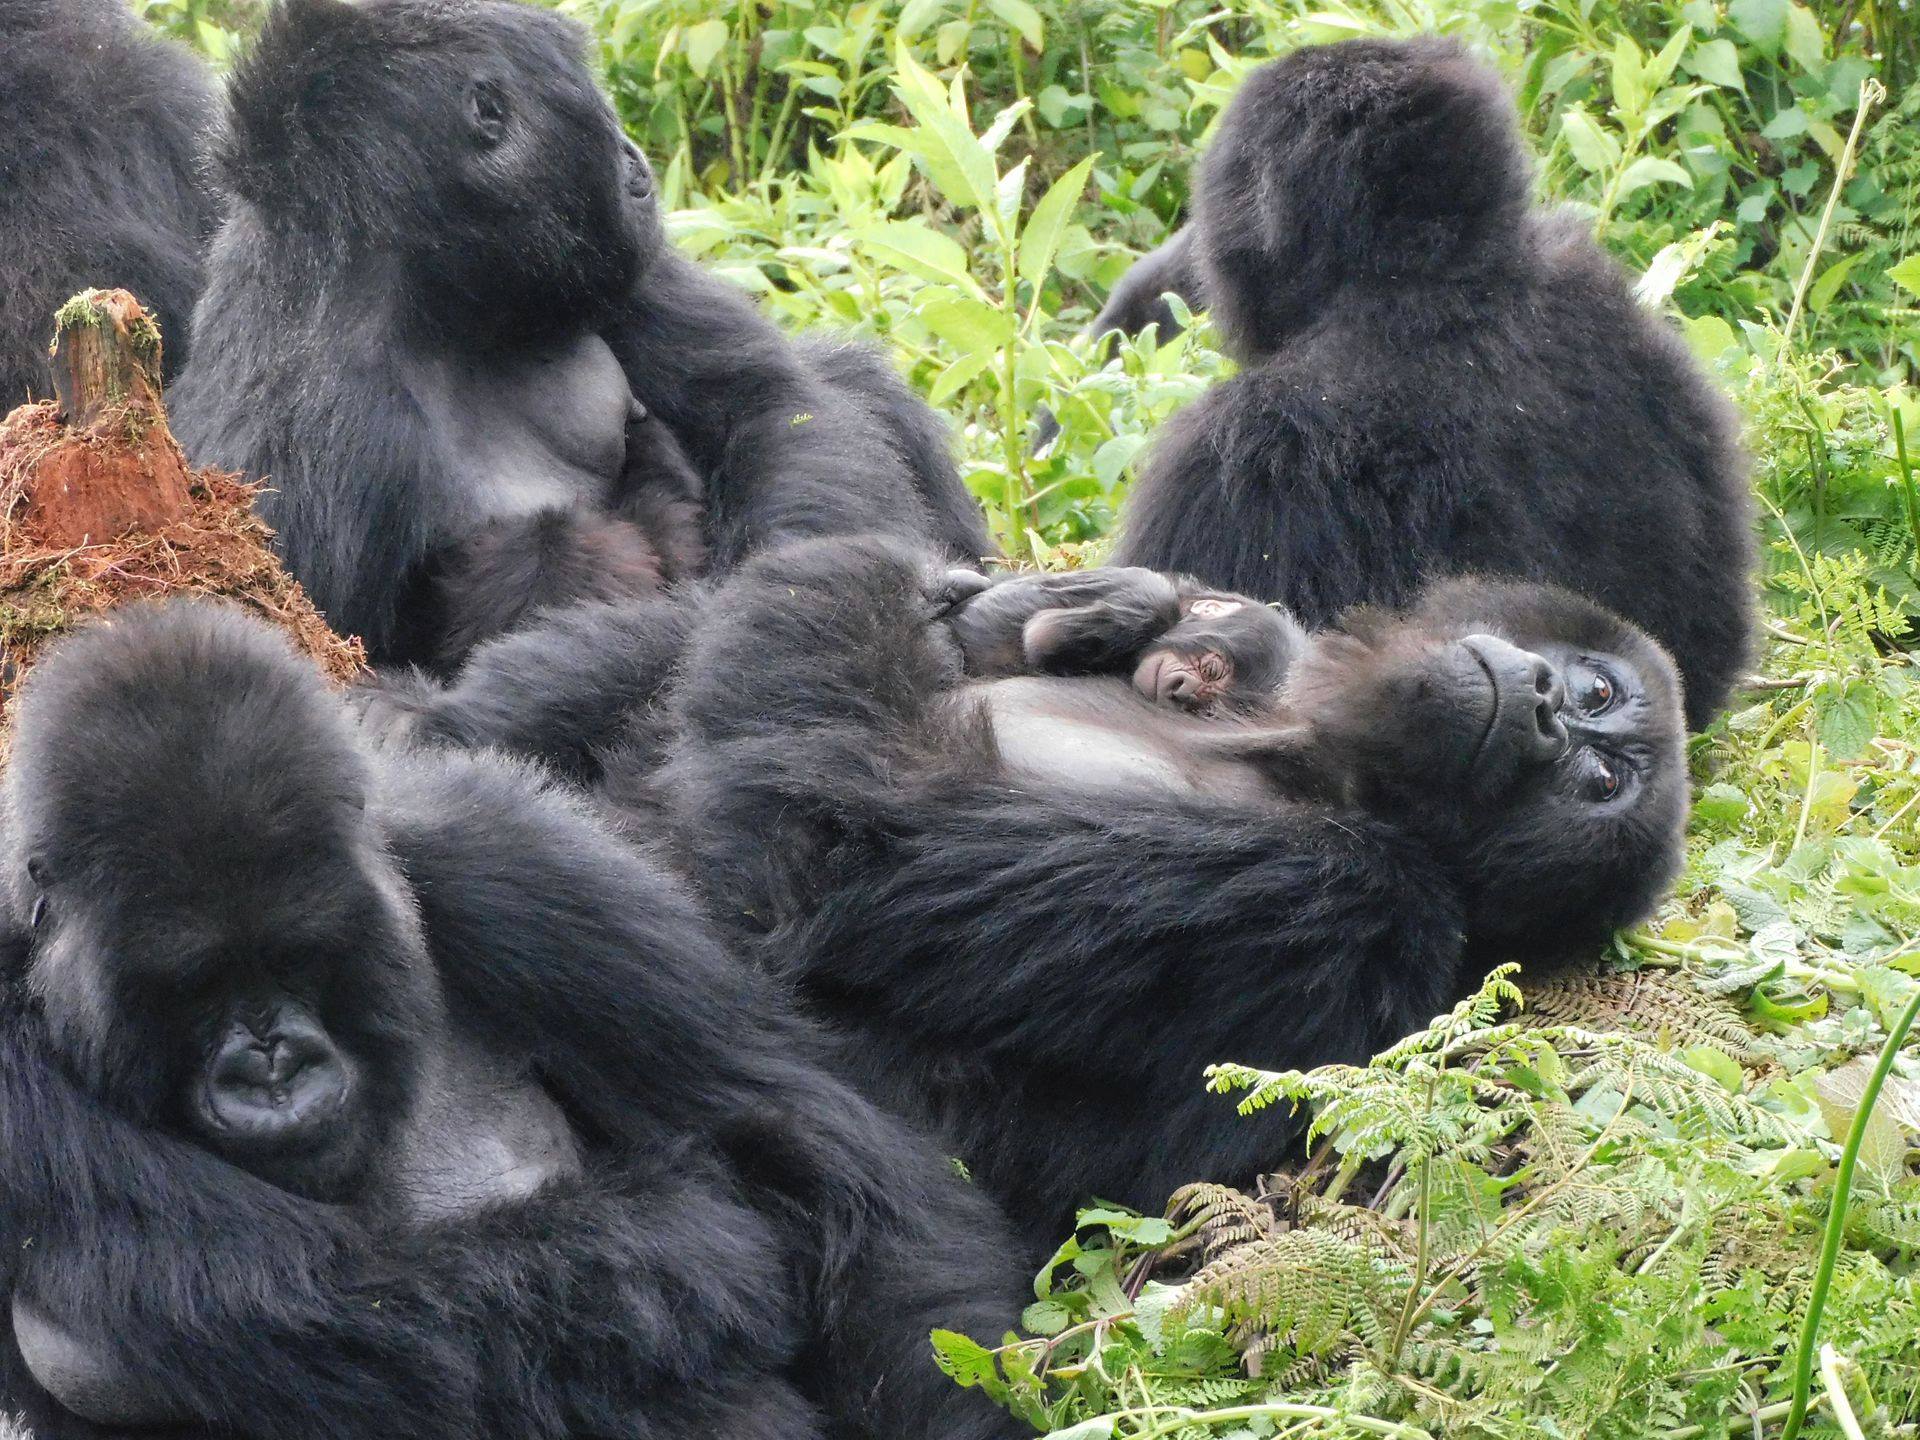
[855,221,983,296]
[683,18,728,78]
[995,155,1030,225]
[1091,433,1147,489]
[1644,24,1693,91]
[890,47,999,217]
[1686,38,1747,92]
[1808,251,1866,312]
[1560,108,1621,173]
[980,100,1031,157]
[1616,155,1694,198]
[920,293,1013,353]
[1783,1,1826,70]
[929,350,995,404]
[929,1330,1002,1391]
[1695,781,1751,825]
[1729,0,1788,54]
[896,0,945,40]
[985,0,1043,49]
[1018,155,1096,291]
[1888,255,1920,299]
[1611,34,1648,116]
[1020,1299,1071,1335]
[1761,105,1809,139]
[1815,684,1878,758]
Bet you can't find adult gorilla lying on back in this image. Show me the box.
[171,0,989,671]
[0,606,1020,1438]
[654,539,1689,1250]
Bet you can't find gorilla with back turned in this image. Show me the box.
[171,0,990,670]
[0,605,1022,1438]
[0,0,216,407]
[1106,40,1753,727]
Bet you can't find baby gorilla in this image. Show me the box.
[656,538,1690,1250]
[0,605,1020,1440]
[944,566,1303,716]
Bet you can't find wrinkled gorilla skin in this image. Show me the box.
[0,606,1020,1440]
[0,0,216,406]
[172,0,989,669]
[653,538,1688,1250]
[1113,39,1754,729]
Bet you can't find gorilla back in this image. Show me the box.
[1113,38,1754,728]
[0,604,1020,1439]
[0,0,215,405]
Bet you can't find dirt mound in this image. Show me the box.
[0,289,363,742]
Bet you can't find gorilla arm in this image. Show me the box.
[0,1017,484,1437]
[382,749,1023,1440]
[607,252,966,563]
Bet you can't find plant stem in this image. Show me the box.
[1665,1400,1794,1440]
[1778,978,1920,1440]
[1781,78,1886,351]
[1891,407,1920,560]
[1105,1402,1436,1440]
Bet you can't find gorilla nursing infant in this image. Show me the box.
[169,0,989,672]
[0,607,1023,1439]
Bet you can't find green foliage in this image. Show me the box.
[146,0,1920,1431]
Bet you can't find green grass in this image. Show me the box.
[146,0,1920,1430]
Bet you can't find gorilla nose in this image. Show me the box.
[1460,634,1568,767]
[201,1019,351,1149]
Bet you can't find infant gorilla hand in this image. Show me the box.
[944,566,1302,715]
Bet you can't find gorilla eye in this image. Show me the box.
[1589,755,1621,803]
[1199,654,1230,683]
[1579,669,1616,715]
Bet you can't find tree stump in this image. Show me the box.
[0,290,363,742]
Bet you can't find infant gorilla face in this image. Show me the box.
[1126,594,1296,714]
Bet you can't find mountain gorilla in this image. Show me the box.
[0,606,1021,1439]
[1109,39,1753,728]
[648,538,1688,1250]
[0,0,216,407]
[171,0,989,671]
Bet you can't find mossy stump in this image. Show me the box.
[0,289,364,741]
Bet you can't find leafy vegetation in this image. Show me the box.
[146,0,1920,1431]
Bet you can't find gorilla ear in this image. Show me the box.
[468,78,510,147]
[24,856,48,890]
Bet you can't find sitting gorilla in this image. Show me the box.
[1110,39,1753,729]
[643,538,1688,1250]
[171,0,990,672]
[0,0,216,406]
[0,605,1021,1439]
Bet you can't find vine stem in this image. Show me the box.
[1780,77,1886,352]
[1778,978,1920,1440]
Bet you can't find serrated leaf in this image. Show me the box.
[1021,1299,1071,1335]
[920,293,1013,353]
[1730,0,1788,54]
[929,1329,1002,1391]
[890,47,999,218]
[1808,252,1865,313]
[1018,155,1095,292]
[1889,255,1920,299]
[1695,782,1751,825]
[1815,685,1878,759]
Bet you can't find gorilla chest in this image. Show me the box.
[406,333,633,528]
[976,678,1277,805]
[388,1030,586,1222]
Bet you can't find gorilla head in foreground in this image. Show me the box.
[656,539,1689,1248]
[1109,38,1754,728]
[0,604,1021,1439]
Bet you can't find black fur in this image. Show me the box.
[0,604,1021,1439]
[649,537,1689,1250]
[1112,38,1754,728]
[170,0,988,667]
[0,0,215,406]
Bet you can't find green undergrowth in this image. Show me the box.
[147,0,1920,1431]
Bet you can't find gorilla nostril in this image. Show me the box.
[1534,701,1569,759]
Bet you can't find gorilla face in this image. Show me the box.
[1290,578,1689,950]
[222,0,663,336]
[4,608,439,1200]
